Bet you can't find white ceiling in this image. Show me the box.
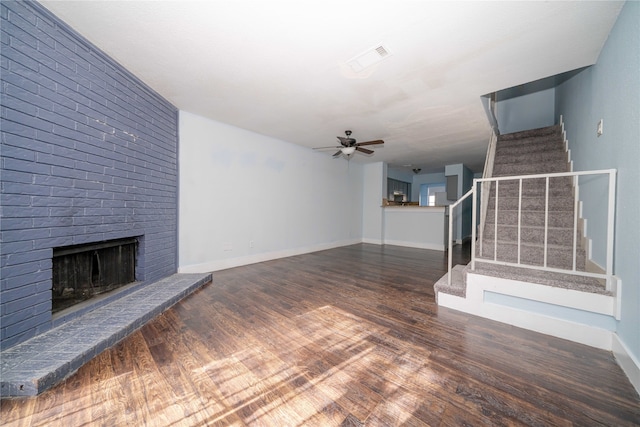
[39,1,624,173]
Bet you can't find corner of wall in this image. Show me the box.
[613,333,640,397]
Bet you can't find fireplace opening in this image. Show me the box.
[52,237,138,314]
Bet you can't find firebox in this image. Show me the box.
[52,237,138,313]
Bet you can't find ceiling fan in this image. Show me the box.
[313,130,384,158]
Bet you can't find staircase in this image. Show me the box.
[435,124,618,350]
[486,126,575,264]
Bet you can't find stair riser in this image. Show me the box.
[485,210,576,228]
[488,177,574,191]
[477,243,586,270]
[482,225,576,246]
[493,150,567,166]
[497,125,562,142]
[493,157,568,169]
[493,162,569,177]
[487,196,574,211]
[496,141,565,157]
[484,188,573,200]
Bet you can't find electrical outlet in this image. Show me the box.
[249,240,254,248]
[597,119,603,137]
[223,242,232,251]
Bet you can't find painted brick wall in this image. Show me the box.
[0,1,179,349]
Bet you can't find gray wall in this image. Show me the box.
[555,1,639,366]
[0,1,179,348]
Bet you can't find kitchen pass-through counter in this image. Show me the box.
[383,206,447,251]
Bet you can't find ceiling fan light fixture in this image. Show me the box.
[314,131,383,158]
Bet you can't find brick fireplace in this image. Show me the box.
[1,2,179,349]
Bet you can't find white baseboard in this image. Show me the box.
[382,239,444,251]
[362,238,384,245]
[178,238,361,273]
[612,333,640,396]
[361,238,444,251]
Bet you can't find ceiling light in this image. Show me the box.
[341,146,356,155]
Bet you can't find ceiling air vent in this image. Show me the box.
[375,45,389,57]
[347,44,392,73]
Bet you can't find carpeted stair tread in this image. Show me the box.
[487,195,575,211]
[493,150,568,165]
[480,237,584,251]
[472,262,609,295]
[483,223,576,246]
[498,135,561,145]
[496,141,565,156]
[497,125,562,141]
[489,178,574,194]
[493,162,569,177]
[489,186,574,198]
[434,264,468,301]
[486,209,576,228]
[477,240,586,270]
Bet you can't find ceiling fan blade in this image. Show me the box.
[356,139,384,146]
[356,147,374,155]
[332,150,343,157]
[313,145,342,150]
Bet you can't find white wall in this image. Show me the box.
[362,162,386,244]
[178,111,363,272]
[384,207,445,250]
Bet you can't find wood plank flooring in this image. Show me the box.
[2,243,639,426]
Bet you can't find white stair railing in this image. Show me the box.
[478,129,498,258]
[471,169,617,288]
[446,127,495,287]
[446,169,616,291]
[447,188,475,286]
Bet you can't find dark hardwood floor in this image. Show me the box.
[2,243,639,426]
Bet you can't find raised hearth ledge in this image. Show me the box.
[0,273,211,397]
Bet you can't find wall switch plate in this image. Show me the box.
[249,241,254,248]
[597,119,604,137]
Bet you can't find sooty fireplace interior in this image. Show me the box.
[52,237,138,313]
